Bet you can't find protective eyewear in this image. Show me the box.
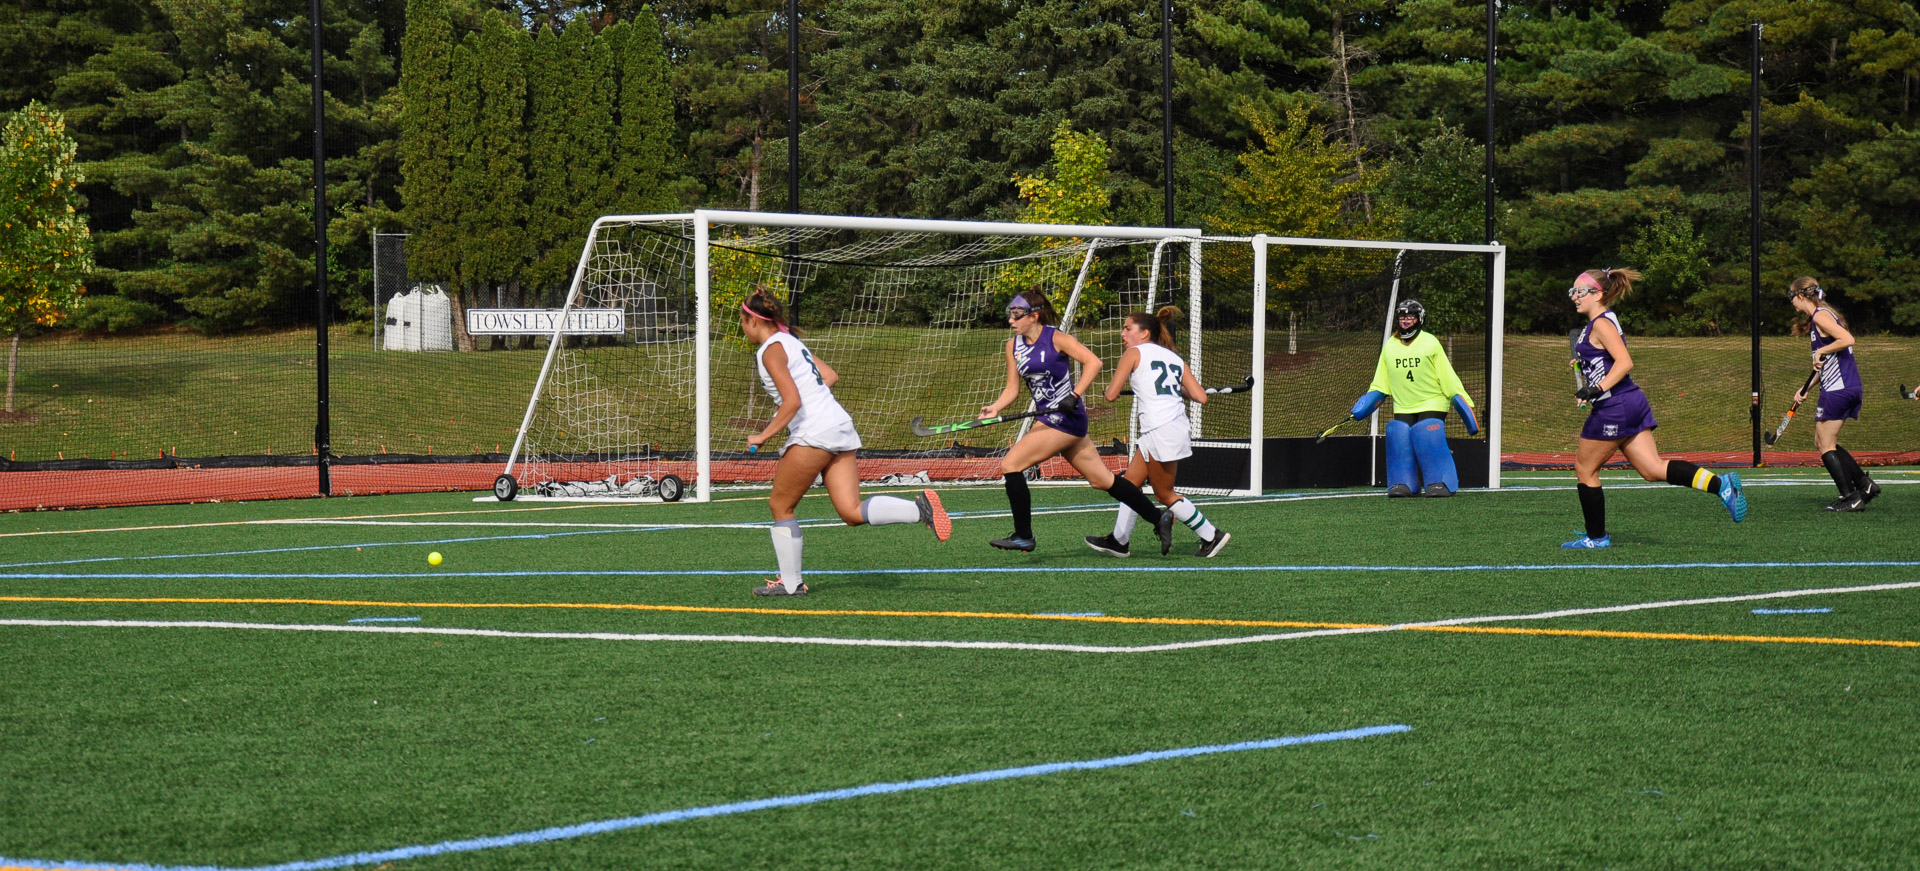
[1006,307,1034,319]
[1567,286,1600,300]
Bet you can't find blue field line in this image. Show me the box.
[7,559,1920,583]
[0,723,1411,871]
[1751,607,1833,614]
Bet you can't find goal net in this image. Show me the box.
[496,211,1503,501]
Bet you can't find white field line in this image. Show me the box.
[7,580,1916,655]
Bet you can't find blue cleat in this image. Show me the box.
[1720,471,1748,522]
[1562,535,1612,549]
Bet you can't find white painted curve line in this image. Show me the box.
[7,580,1917,654]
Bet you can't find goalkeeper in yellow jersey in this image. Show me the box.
[1348,299,1479,496]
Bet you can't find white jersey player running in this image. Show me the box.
[740,288,950,597]
[1086,306,1230,558]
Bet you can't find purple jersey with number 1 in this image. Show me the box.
[1016,326,1089,437]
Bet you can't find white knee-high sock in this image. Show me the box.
[1172,498,1216,541]
[1112,505,1140,544]
[860,495,920,526]
[771,519,804,589]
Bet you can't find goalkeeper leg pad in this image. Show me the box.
[1385,419,1419,493]
[1410,418,1459,494]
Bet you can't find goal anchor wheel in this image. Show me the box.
[658,474,685,502]
[493,474,518,502]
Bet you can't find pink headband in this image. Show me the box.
[740,301,789,333]
[1573,272,1605,292]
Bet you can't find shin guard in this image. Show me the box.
[1409,418,1458,493]
[1385,419,1418,492]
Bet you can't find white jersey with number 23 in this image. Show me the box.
[755,331,855,444]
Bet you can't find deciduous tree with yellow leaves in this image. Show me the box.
[1,101,93,416]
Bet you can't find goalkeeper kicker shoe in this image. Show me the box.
[1084,534,1129,557]
[1561,535,1612,549]
[1422,483,1453,497]
[752,579,809,597]
[917,489,952,541]
[1155,509,1175,556]
[990,535,1036,552]
[1719,471,1748,522]
[1194,531,1231,559]
[1387,484,1416,497]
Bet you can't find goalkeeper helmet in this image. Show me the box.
[1395,299,1425,340]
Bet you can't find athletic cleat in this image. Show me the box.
[1561,535,1612,549]
[1084,534,1130,557]
[1825,492,1865,512]
[1422,483,1453,497]
[990,535,1036,552]
[1155,509,1175,556]
[752,579,808,597]
[1719,471,1748,522]
[917,489,952,541]
[1857,475,1882,504]
[1194,531,1231,559]
[1387,484,1416,497]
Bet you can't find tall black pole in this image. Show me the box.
[786,0,801,323]
[1749,21,1763,466]
[1162,0,1175,227]
[310,0,331,496]
[1484,0,1496,409]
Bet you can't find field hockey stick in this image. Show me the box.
[1314,416,1352,443]
[1763,370,1822,447]
[912,403,1065,438]
[1901,383,1918,400]
[1121,375,1256,397]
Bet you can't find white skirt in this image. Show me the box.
[1134,422,1193,463]
[782,419,863,455]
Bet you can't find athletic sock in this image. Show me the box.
[1664,459,1722,495]
[1111,505,1139,545]
[770,519,804,590]
[1821,451,1856,497]
[1834,446,1868,485]
[1103,476,1166,523]
[859,494,920,526]
[1577,483,1606,540]
[1172,497,1217,541]
[1004,472,1033,538]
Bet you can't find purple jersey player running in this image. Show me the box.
[981,291,1172,553]
[1789,277,1879,511]
[1563,267,1747,549]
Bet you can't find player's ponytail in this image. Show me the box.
[1152,305,1184,347]
[742,287,798,336]
[1584,267,1642,306]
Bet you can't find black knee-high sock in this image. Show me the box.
[1004,472,1032,538]
[1834,446,1869,486]
[1577,483,1606,540]
[1821,451,1856,497]
[1104,476,1165,523]
[1664,459,1721,495]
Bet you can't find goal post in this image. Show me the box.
[493,211,1504,502]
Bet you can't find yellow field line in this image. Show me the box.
[1422,624,1920,648]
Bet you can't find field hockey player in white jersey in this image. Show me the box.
[1085,306,1230,558]
[740,288,950,596]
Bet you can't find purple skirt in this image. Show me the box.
[1814,388,1861,422]
[1580,388,1658,441]
[1035,403,1091,438]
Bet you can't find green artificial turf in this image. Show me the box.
[3,471,1919,869]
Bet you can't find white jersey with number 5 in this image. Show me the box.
[756,332,854,442]
[1127,342,1191,435]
